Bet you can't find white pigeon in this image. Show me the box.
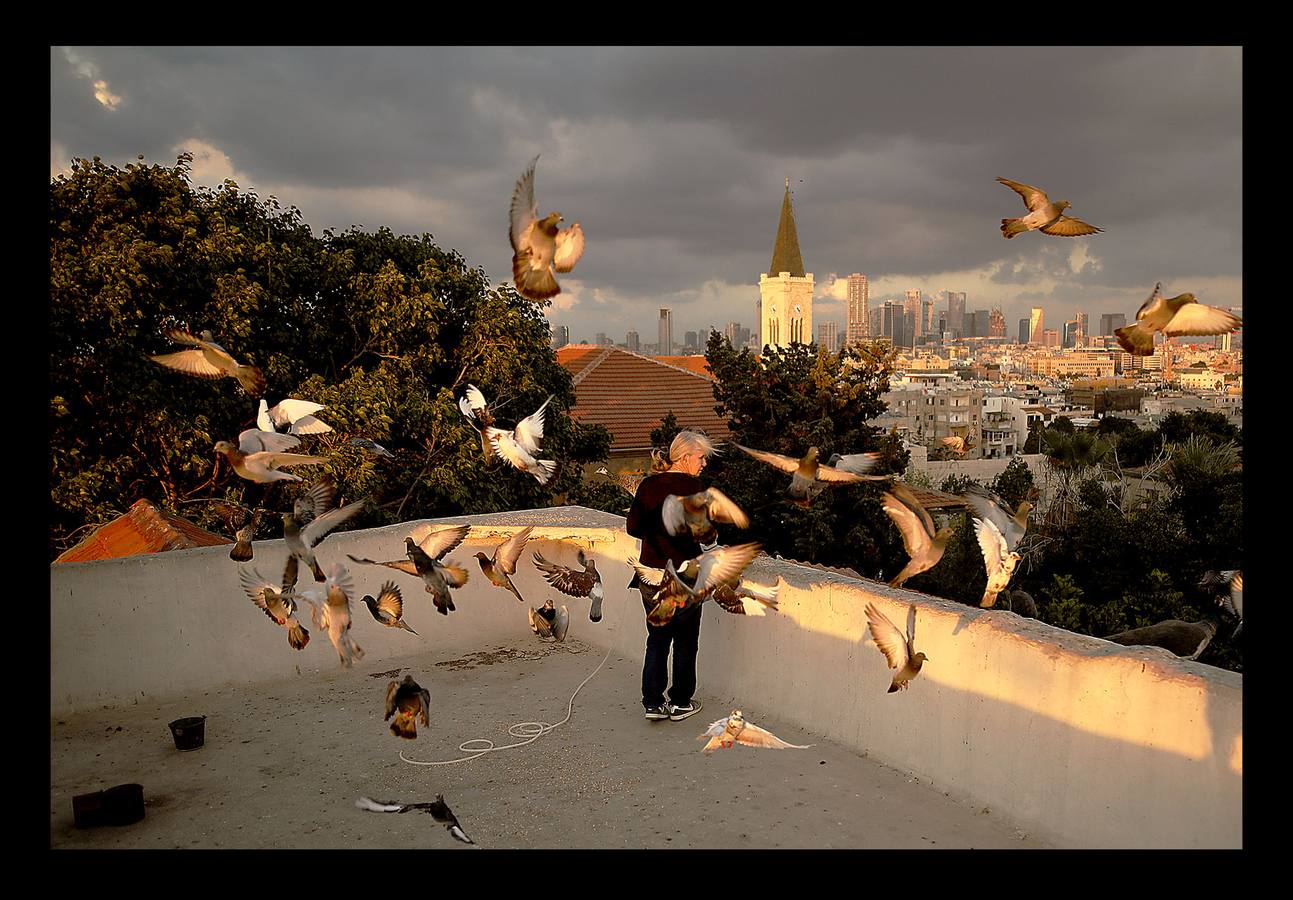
[973,517,1021,609]
[486,396,557,484]
[1114,283,1243,356]
[997,177,1103,239]
[257,398,332,435]
[509,156,585,301]
[698,709,812,755]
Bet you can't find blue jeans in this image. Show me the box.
[641,601,703,709]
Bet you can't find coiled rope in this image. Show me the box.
[399,643,614,767]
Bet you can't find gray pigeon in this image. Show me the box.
[661,488,750,544]
[474,526,535,603]
[533,548,604,622]
[361,581,418,635]
[997,177,1103,239]
[1104,619,1218,660]
[355,794,475,844]
[282,478,368,584]
[349,524,471,615]
[733,443,887,506]
[350,437,394,459]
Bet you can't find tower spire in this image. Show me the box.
[768,180,806,278]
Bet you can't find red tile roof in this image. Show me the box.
[557,345,730,452]
[54,499,231,563]
[654,356,714,379]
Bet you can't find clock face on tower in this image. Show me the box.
[793,304,802,314]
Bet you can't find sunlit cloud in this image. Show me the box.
[61,48,124,111]
[93,80,123,110]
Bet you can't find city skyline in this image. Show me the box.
[52,47,1241,340]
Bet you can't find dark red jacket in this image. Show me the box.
[626,471,704,568]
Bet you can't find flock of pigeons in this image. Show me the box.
[134,162,1245,841]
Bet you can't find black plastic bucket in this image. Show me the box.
[168,716,206,751]
[73,783,145,828]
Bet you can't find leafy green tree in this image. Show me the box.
[702,334,906,572]
[989,456,1036,510]
[649,411,683,455]
[50,154,610,559]
[1158,410,1241,447]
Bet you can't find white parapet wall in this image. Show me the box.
[51,506,1240,848]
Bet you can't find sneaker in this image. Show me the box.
[644,705,670,721]
[667,701,703,721]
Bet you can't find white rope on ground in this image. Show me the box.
[399,643,614,767]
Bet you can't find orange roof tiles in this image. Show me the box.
[55,499,230,563]
[654,356,714,379]
[557,346,730,452]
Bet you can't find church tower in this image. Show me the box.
[758,179,813,352]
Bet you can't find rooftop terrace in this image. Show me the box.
[51,507,1241,849]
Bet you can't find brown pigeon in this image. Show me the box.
[1115,283,1242,356]
[150,328,267,396]
[509,156,585,301]
[384,675,431,739]
[997,177,1103,239]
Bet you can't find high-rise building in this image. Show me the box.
[1075,312,1088,347]
[972,309,991,339]
[869,307,883,339]
[988,308,1006,338]
[923,298,936,336]
[846,273,869,344]
[1043,329,1061,348]
[759,179,813,350]
[658,308,674,356]
[1062,320,1078,349]
[882,300,906,349]
[1029,307,1045,344]
[946,291,967,340]
[1099,312,1127,336]
[817,321,839,353]
[595,331,609,346]
[904,290,923,341]
[1018,318,1030,344]
[684,330,698,350]
[626,330,640,352]
[552,324,570,349]
[724,322,742,346]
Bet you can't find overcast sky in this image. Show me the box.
[51,46,1242,344]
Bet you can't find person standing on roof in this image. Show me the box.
[626,430,719,723]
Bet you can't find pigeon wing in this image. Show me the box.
[463,384,489,413]
[274,399,326,425]
[695,543,762,592]
[888,482,937,539]
[552,223,585,273]
[629,558,667,589]
[705,488,750,528]
[488,428,536,470]
[881,492,932,559]
[495,526,534,573]
[238,428,301,454]
[347,554,419,577]
[830,452,881,475]
[700,717,731,738]
[437,561,470,588]
[815,463,874,484]
[509,157,540,254]
[734,721,811,750]
[514,397,551,455]
[732,443,800,474]
[1163,301,1242,337]
[661,495,688,536]
[375,581,404,619]
[412,523,471,560]
[302,497,367,549]
[294,477,336,525]
[150,349,225,379]
[996,177,1050,212]
[1039,215,1103,237]
[384,681,400,720]
[1134,283,1164,321]
[973,517,1008,579]
[239,568,278,612]
[865,603,910,671]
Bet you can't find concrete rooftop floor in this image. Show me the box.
[51,636,1051,850]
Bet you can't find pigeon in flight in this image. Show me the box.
[1104,619,1218,660]
[299,564,364,668]
[257,398,332,435]
[881,482,955,588]
[960,485,1031,554]
[960,484,1031,607]
[533,547,604,622]
[662,488,749,545]
[238,566,310,650]
[865,601,928,693]
[474,526,535,603]
[457,384,497,463]
[214,429,325,484]
[282,478,368,584]
[150,328,266,396]
[1114,283,1243,356]
[355,795,475,845]
[594,465,645,498]
[698,710,812,755]
[973,517,1021,609]
[203,499,266,561]
[631,543,767,625]
[1200,570,1242,638]
[486,396,557,485]
[360,581,418,635]
[529,598,570,642]
[732,443,887,506]
[349,437,395,459]
[509,156,585,301]
[348,524,471,615]
[996,177,1103,239]
[384,674,431,739]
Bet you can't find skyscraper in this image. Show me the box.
[1019,318,1030,344]
[817,321,838,353]
[869,307,883,339]
[595,331,609,346]
[552,324,570,349]
[904,290,923,341]
[923,297,936,336]
[989,308,1006,338]
[684,330,698,350]
[846,273,869,344]
[1029,307,1045,344]
[1075,312,1088,347]
[658,308,674,356]
[626,330,640,352]
[946,291,966,339]
[972,309,990,339]
[883,300,906,349]
[759,180,813,350]
[1099,312,1127,336]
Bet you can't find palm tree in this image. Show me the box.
[1040,429,1111,528]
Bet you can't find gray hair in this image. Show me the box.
[669,430,718,462]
